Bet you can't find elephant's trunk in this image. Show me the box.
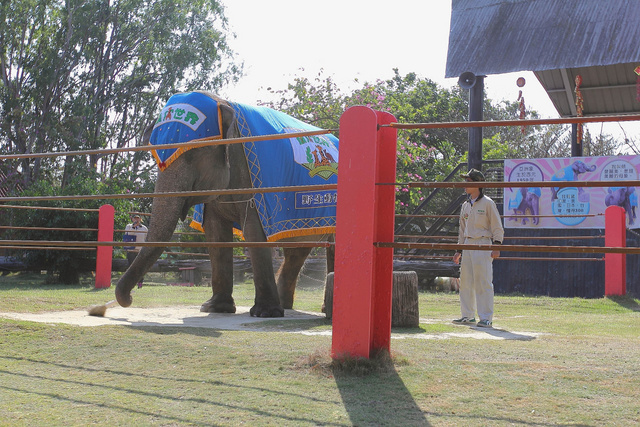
[115,196,185,307]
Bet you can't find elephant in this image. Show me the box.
[551,160,597,202]
[509,187,541,225]
[115,91,337,317]
[605,186,637,225]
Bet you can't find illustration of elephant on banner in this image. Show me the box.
[115,91,338,317]
[508,187,541,225]
[551,160,597,202]
[605,186,637,225]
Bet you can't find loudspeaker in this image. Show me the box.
[458,72,476,89]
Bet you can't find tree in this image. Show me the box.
[0,0,242,190]
[1,0,242,282]
[261,69,630,231]
[8,169,136,284]
[262,70,522,216]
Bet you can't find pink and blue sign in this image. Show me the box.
[504,156,639,229]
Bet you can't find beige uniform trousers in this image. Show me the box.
[459,236,494,321]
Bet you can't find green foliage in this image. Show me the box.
[261,69,628,224]
[0,0,242,188]
[7,170,138,284]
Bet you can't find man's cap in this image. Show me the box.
[132,214,141,218]
[460,168,485,182]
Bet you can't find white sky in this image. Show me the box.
[219,0,636,143]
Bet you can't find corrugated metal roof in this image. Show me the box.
[446,0,640,117]
[446,0,640,77]
[534,63,640,117]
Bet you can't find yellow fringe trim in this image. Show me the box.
[188,220,245,241]
[189,220,205,233]
[267,226,336,242]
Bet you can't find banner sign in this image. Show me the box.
[504,156,639,229]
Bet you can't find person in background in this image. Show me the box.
[452,169,504,328]
[124,214,148,288]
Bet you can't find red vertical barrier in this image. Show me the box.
[95,204,115,289]
[332,106,397,360]
[370,111,397,353]
[605,205,626,296]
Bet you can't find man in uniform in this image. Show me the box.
[452,169,504,328]
[124,214,148,288]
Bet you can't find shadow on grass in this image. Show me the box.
[0,355,344,426]
[331,351,431,426]
[607,295,640,311]
[471,326,537,341]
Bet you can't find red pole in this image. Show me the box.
[332,106,397,360]
[605,206,626,296]
[370,111,397,354]
[95,204,115,288]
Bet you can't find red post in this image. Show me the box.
[605,205,626,296]
[95,204,115,288]
[370,111,398,353]
[332,106,397,360]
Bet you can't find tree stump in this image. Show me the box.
[323,271,420,328]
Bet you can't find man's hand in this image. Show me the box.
[453,252,461,265]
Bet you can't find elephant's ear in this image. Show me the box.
[219,103,238,168]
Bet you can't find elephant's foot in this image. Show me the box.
[115,283,133,307]
[250,303,284,318]
[200,294,236,313]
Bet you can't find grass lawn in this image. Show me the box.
[1,271,639,426]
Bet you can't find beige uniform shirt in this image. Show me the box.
[124,223,148,251]
[458,194,504,245]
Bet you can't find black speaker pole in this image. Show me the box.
[468,75,484,172]
[571,123,582,157]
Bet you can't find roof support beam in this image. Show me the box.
[560,68,577,116]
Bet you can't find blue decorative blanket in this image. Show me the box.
[232,102,338,241]
[149,92,338,241]
[149,92,223,171]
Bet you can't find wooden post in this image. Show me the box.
[332,106,397,360]
[605,205,626,296]
[325,271,419,328]
[95,204,114,288]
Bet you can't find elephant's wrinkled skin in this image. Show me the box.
[115,92,333,317]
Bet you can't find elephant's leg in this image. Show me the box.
[320,241,335,313]
[200,212,236,313]
[625,200,634,225]
[116,247,164,307]
[246,245,283,317]
[531,195,540,225]
[116,197,182,307]
[277,246,313,309]
[326,242,335,274]
[240,211,283,317]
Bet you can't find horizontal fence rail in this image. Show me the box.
[0,226,98,232]
[0,240,333,249]
[0,184,337,203]
[378,242,640,255]
[386,113,640,129]
[396,180,640,189]
[0,129,337,161]
[0,204,100,212]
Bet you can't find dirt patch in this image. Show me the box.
[0,306,542,341]
[0,306,321,330]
